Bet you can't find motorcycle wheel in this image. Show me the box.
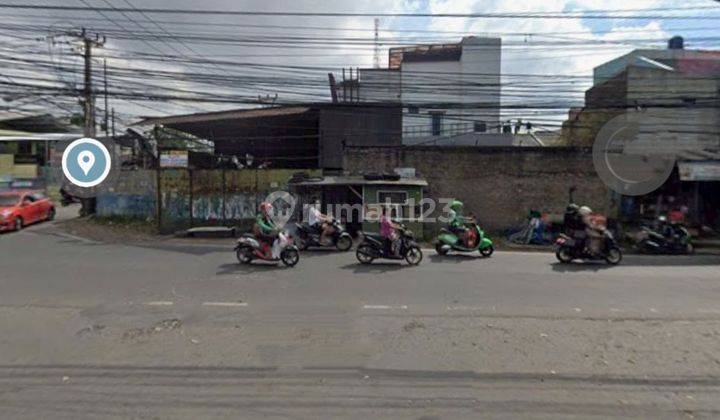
[480,245,494,257]
[405,246,423,266]
[236,246,253,264]
[336,235,353,252]
[281,248,300,267]
[356,244,375,264]
[605,247,622,265]
[435,242,448,256]
[556,247,574,264]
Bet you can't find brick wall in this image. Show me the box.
[344,146,616,233]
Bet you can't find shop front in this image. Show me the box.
[290,175,427,237]
[620,161,720,233]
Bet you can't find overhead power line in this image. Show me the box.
[0,4,719,20]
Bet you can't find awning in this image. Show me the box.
[0,133,82,142]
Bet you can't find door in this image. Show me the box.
[32,192,52,220]
[20,194,41,223]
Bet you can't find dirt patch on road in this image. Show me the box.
[56,216,163,244]
[122,318,183,340]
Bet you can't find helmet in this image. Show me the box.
[579,206,592,216]
[259,202,273,215]
[658,215,667,223]
[450,200,464,211]
[566,204,579,213]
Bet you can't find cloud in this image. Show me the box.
[1,0,716,126]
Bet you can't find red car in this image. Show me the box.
[0,190,56,232]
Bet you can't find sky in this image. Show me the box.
[0,0,719,130]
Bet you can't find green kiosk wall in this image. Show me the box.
[361,184,424,238]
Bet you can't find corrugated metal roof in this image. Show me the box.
[134,106,312,126]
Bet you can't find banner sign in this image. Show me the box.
[678,161,720,181]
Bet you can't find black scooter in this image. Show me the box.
[295,219,353,251]
[555,230,622,265]
[356,225,423,266]
[637,223,694,255]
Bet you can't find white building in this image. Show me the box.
[341,36,502,144]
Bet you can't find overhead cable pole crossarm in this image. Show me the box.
[69,28,106,138]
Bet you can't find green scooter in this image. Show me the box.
[435,222,494,257]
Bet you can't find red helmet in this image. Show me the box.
[259,202,273,215]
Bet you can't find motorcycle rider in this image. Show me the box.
[655,215,675,239]
[448,200,472,246]
[380,206,402,256]
[564,204,586,248]
[308,200,334,246]
[255,202,279,258]
[579,206,604,256]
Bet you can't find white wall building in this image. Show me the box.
[347,36,502,144]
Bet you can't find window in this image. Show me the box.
[430,112,444,136]
[17,142,31,155]
[377,191,409,220]
[474,122,487,133]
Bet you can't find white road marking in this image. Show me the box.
[573,307,582,313]
[363,304,408,310]
[144,301,174,306]
[202,302,248,307]
[649,308,659,313]
[446,305,488,311]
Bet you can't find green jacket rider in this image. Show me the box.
[256,202,279,243]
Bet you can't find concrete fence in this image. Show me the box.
[95,168,320,233]
[344,145,617,235]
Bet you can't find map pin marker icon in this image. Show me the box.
[77,150,95,176]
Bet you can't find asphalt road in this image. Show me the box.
[1,216,720,419]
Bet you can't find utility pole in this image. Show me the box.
[103,58,109,138]
[66,28,105,216]
[373,18,380,69]
[111,107,116,139]
[75,28,105,138]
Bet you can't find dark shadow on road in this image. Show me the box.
[428,253,484,263]
[620,255,720,267]
[552,255,720,272]
[551,262,617,273]
[216,262,290,275]
[339,262,414,274]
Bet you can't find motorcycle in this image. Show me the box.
[555,230,622,265]
[435,221,494,257]
[637,224,694,255]
[235,230,300,267]
[356,225,423,266]
[295,219,353,252]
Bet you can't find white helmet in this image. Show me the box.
[579,206,592,216]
